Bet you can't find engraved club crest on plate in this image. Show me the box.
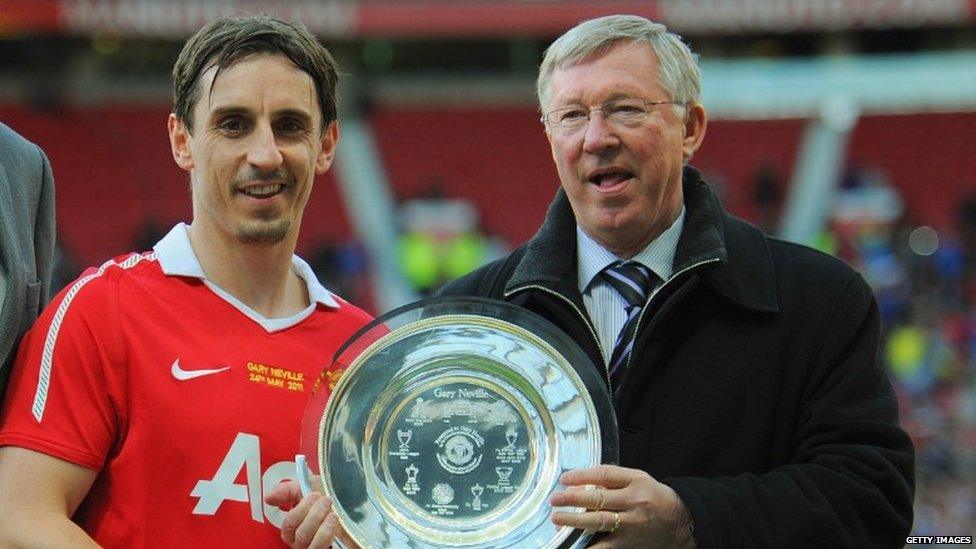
[435,426,484,475]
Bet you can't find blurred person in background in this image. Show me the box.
[438,15,914,547]
[0,122,55,400]
[396,186,503,296]
[0,16,371,547]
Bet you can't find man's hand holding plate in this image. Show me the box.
[265,481,359,549]
[550,465,696,549]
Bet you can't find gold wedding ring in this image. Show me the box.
[610,511,621,533]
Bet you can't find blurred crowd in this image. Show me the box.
[823,172,976,538]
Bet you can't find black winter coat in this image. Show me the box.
[437,168,914,548]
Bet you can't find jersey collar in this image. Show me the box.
[152,223,339,309]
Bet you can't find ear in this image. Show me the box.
[168,113,194,171]
[315,120,340,174]
[681,103,708,161]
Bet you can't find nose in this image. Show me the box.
[246,122,283,170]
[581,111,620,154]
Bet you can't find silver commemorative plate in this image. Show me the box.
[299,297,617,548]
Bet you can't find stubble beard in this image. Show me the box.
[237,215,291,246]
[230,168,297,246]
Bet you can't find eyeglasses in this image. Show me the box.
[541,98,683,134]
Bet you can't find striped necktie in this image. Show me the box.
[600,260,658,393]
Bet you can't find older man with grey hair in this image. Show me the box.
[438,14,914,548]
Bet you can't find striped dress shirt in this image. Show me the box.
[577,207,685,366]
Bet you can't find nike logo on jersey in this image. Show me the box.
[171,359,230,381]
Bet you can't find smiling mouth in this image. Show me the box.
[241,184,284,199]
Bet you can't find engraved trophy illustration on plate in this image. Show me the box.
[297,297,618,548]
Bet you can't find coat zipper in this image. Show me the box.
[503,284,612,392]
[624,257,722,371]
[503,258,721,394]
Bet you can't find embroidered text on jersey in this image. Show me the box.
[171,359,231,381]
[246,361,306,392]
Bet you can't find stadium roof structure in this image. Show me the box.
[701,52,976,119]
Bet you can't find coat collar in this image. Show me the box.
[505,166,779,314]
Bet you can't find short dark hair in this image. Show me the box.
[172,15,339,133]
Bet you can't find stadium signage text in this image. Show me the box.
[61,0,356,37]
[10,0,976,38]
[663,0,969,32]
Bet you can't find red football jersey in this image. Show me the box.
[0,225,372,547]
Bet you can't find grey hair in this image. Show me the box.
[536,15,701,113]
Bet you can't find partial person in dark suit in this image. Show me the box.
[0,122,55,396]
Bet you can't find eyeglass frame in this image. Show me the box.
[540,97,685,133]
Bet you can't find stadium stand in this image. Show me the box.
[4,104,975,271]
[846,112,976,233]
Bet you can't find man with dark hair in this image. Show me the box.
[436,14,914,548]
[0,16,370,546]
